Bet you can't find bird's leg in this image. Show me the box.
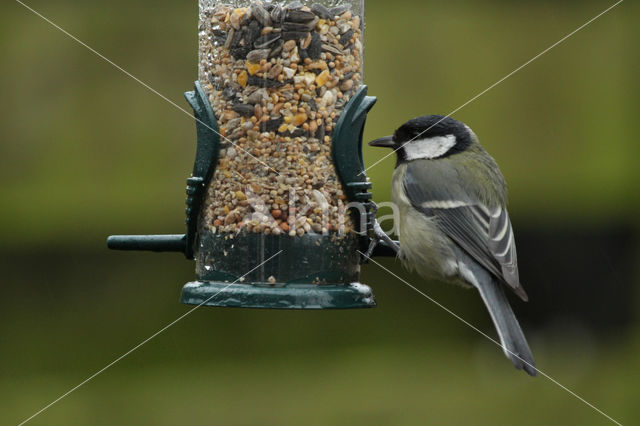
[363,202,400,260]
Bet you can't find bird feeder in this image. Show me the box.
[108,0,393,309]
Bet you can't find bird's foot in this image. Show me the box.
[362,203,400,261]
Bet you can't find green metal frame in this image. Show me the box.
[183,83,221,259]
[107,82,219,259]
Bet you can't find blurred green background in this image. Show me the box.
[2,0,639,424]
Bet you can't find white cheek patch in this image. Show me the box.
[403,134,457,160]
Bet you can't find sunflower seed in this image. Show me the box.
[321,43,343,55]
[229,46,250,59]
[285,9,316,23]
[246,49,271,63]
[338,29,354,48]
[282,21,313,32]
[285,1,304,11]
[250,2,272,27]
[310,4,331,19]
[282,31,310,40]
[254,33,281,49]
[224,28,236,49]
[308,32,322,59]
[243,20,262,47]
[270,5,283,22]
[248,75,285,88]
[268,43,283,58]
[232,103,255,117]
[329,5,350,17]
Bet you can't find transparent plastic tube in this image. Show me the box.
[198,1,364,237]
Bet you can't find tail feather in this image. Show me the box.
[476,276,537,376]
[456,252,536,376]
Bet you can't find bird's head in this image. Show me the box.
[368,115,474,162]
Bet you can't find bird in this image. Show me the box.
[368,115,536,376]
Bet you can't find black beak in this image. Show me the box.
[368,136,395,148]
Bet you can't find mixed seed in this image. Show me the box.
[198,1,363,236]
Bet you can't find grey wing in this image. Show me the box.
[403,161,528,301]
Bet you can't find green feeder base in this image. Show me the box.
[187,231,376,309]
[181,281,376,309]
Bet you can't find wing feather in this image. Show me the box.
[403,161,527,301]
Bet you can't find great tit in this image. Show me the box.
[369,115,536,376]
